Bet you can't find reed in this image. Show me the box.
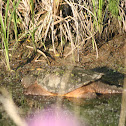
[12,0,18,42]
[98,0,103,34]
[92,0,103,33]
[30,0,37,52]
[0,0,10,70]
[0,0,20,70]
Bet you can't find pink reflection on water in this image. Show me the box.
[27,106,83,126]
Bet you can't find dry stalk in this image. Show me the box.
[0,88,27,126]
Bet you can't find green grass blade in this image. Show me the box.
[98,0,103,33]
[13,0,18,41]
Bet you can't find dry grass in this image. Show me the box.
[10,0,99,58]
[0,0,125,69]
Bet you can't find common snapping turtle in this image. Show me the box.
[22,66,122,98]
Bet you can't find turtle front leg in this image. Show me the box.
[24,83,56,96]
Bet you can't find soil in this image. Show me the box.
[5,33,125,73]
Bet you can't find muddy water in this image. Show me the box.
[0,91,122,126]
[0,69,123,126]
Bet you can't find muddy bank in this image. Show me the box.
[48,34,126,74]
[7,33,125,74]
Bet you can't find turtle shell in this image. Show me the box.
[37,66,104,95]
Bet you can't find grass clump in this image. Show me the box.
[0,0,20,71]
[108,0,119,16]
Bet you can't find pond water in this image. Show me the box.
[24,94,122,126]
[0,90,122,126]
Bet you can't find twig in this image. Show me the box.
[26,45,49,64]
